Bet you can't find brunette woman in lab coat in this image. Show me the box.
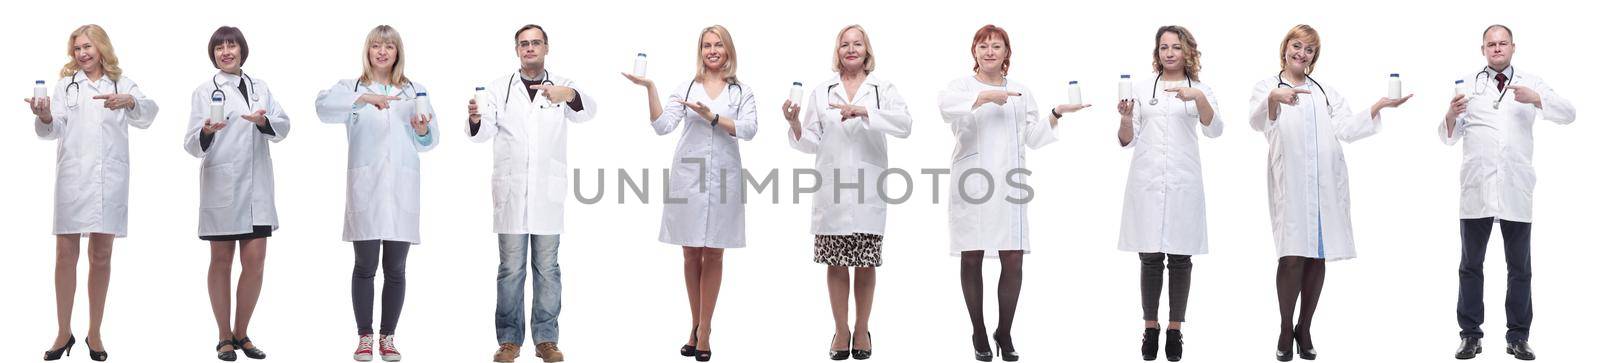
[622,24,757,362]
[28,24,159,362]
[1115,25,1220,362]
[183,26,290,361]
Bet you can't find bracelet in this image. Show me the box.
[712,114,720,126]
[1051,108,1063,119]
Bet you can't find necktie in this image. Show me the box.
[1495,73,1508,92]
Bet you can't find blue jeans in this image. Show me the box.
[496,234,562,345]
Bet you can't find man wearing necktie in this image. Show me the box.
[1440,24,1578,361]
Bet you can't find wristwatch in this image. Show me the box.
[1051,107,1064,119]
[712,114,720,126]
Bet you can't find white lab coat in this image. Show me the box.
[467,72,598,235]
[316,79,438,244]
[788,74,913,236]
[938,76,1057,257]
[653,80,758,248]
[35,73,159,237]
[1248,76,1381,261]
[184,72,291,237]
[1118,76,1223,255]
[1438,68,1576,223]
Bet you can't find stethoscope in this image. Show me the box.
[1276,70,1332,118]
[504,71,559,108]
[63,71,118,109]
[211,71,260,109]
[1472,66,1514,110]
[683,81,745,119]
[1148,75,1191,106]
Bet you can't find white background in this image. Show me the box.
[1,0,1593,362]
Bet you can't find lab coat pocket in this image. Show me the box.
[398,167,422,214]
[347,165,377,213]
[200,163,238,209]
[546,161,569,204]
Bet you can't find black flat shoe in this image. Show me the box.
[1505,340,1535,361]
[680,325,700,357]
[1141,328,1160,361]
[1455,337,1482,359]
[829,333,850,361]
[232,337,265,359]
[217,341,237,361]
[972,333,994,362]
[1164,329,1183,362]
[43,335,75,361]
[695,350,712,362]
[993,332,1019,362]
[850,332,872,360]
[1293,325,1316,360]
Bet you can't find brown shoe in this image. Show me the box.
[493,343,521,363]
[534,342,564,362]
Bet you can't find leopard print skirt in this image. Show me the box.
[813,233,883,267]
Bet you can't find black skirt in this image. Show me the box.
[200,225,274,241]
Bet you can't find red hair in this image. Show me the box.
[970,24,1011,75]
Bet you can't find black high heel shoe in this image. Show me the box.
[993,332,1019,362]
[829,334,850,361]
[86,338,108,362]
[850,332,872,360]
[680,325,700,357]
[972,333,994,362]
[43,335,75,361]
[234,337,266,360]
[1275,330,1293,362]
[695,350,712,362]
[216,340,238,361]
[1293,325,1316,360]
[1141,328,1160,361]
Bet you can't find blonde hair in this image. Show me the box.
[831,24,876,75]
[59,24,122,81]
[359,25,409,86]
[1150,25,1202,81]
[693,25,739,84]
[1277,24,1321,75]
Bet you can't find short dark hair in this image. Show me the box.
[1483,24,1513,42]
[207,26,249,69]
[514,24,547,43]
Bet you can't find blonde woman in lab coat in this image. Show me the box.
[314,25,437,363]
[1247,24,1411,362]
[1115,25,1220,363]
[781,24,912,361]
[27,24,158,362]
[183,26,289,362]
[622,24,757,362]
[938,24,1086,362]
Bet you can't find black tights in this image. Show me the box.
[961,250,1023,352]
[1275,256,1325,352]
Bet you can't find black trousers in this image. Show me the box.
[1139,253,1192,322]
[1457,218,1532,342]
[354,240,411,336]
